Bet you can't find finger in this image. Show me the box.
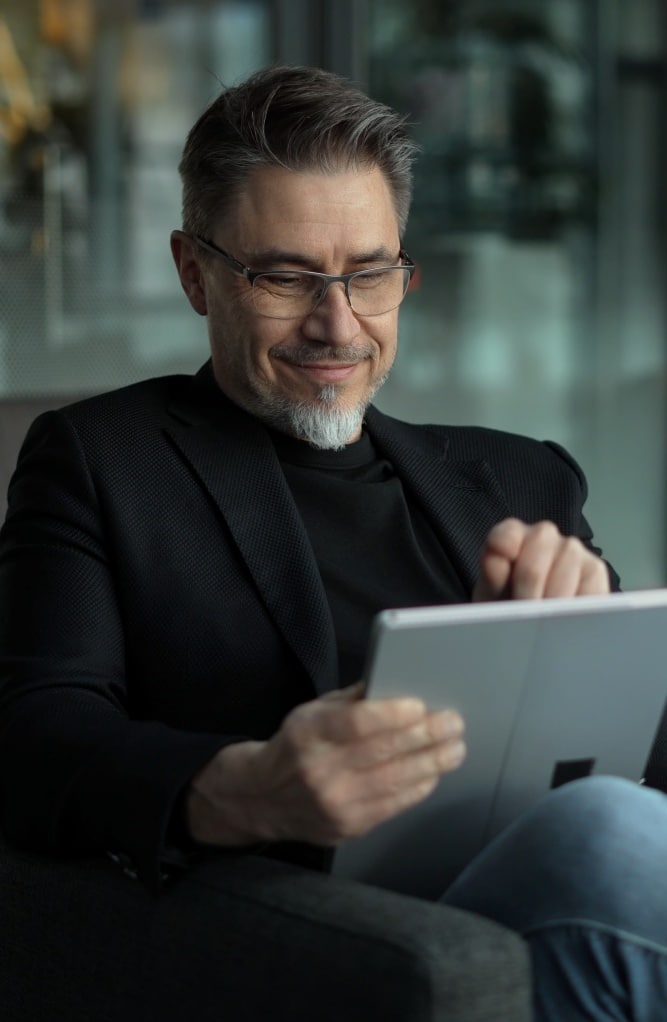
[518,529,609,599]
[506,520,563,599]
[336,738,467,835]
[474,518,529,601]
[540,536,594,597]
[361,735,467,790]
[342,709,465,770]
[318,775,444,844]
[324,739,467,842]
[541,544,583,596]
[288,693,429,749]
[576,554,611,595]
[336,776,444,839]
[482,518,530,560]
[473,551,514,602]
[321,681,366,702]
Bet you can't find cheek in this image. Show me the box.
[374,320,399,362]
[241,330,291,386]
[254,323,299,363]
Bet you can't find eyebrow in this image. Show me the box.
[243,246,400,270]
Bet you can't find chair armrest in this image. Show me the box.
[0,835,531,1021]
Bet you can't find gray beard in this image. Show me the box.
[249,380,387,450]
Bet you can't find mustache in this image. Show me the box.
[271,344,375,364]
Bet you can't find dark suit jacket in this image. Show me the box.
[0,362,618,886]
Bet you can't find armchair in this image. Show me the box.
[0,832,531,1021]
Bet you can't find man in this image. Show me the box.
[2,66,667,1020]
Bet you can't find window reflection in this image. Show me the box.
[368,0,667,587]
[374,3,594,239]
[0,0,270,396]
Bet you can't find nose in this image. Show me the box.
[301,281,361,346]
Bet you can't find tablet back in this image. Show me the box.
[333,591,667,898]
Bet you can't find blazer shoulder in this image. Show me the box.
[24,373,197,452]
[410,419,538,446]
[371,409,567,460]
[434,422,570,456]
[11,374,198,499]
[57,373,193,425]
[367,409,587,496]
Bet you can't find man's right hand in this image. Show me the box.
[186,685,466,849]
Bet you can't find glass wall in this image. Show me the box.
[0,0,271,395]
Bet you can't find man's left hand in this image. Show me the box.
[473,518,611,602]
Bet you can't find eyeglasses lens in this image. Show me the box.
[251,267,411,319]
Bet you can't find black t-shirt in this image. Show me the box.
[271,428,468,686]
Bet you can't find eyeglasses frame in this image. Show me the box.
[190,233,416,318]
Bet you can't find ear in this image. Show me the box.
[170,230,208,316]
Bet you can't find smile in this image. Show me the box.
[271,347,371,385]
[291,362,361,382]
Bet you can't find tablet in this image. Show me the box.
[333,590,667,899]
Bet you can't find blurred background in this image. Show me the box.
[0,0,665,588]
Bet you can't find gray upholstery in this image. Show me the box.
[0,834,531,1021]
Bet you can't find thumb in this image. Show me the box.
[322,681,366,702]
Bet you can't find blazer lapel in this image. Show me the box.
[165,368,338,695]
[163,367,512,689]
[365,406,512,592]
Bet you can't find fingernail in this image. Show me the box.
[438,710,464,738]
[450,740,467,767]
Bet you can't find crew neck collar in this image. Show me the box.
[269,427,375,469]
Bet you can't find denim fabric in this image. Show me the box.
[442,776,667,1021]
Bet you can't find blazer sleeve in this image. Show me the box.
[543,439,621,591]
[0,411,231,890]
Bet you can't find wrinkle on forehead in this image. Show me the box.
[224,165,400,260]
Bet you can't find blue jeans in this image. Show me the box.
[441,776,667,1021]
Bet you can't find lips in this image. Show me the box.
[293,363,359,381]
[272,346,371,382]
[272,343,374,365]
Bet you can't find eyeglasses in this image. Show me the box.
[192,235,415,320]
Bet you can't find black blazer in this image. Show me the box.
[0,362,618,885]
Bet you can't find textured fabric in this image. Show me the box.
[273,427,467,685]
[0,360,620,890]
[0,396,82,520]
[443,777,667,1020]
[0,831,531,1022]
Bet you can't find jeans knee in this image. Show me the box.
[536,775,665,857]
[515,777,667,926]
[444,776,667,935]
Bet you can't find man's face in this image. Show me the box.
[174,165,403,445]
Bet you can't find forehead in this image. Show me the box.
[223,165,400,257]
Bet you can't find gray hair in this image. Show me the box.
[178,65,419,240]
